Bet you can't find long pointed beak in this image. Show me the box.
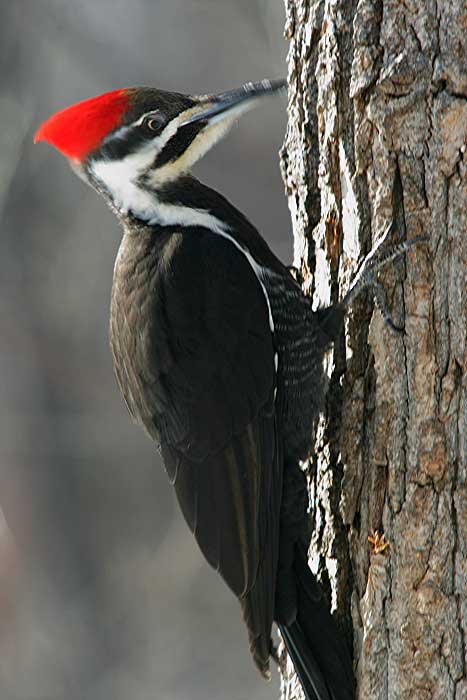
[182,79,286,127]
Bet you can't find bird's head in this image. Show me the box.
[35,80,285,219]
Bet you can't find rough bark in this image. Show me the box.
[280,1,467,699]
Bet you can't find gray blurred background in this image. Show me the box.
[0,2,291,699]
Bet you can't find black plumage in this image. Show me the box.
[38,79,403,700]
[110,222,283,673]
[109,190,352,695]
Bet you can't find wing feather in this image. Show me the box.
[150,231,282,671]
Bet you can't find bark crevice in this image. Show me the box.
[281,1,467,698]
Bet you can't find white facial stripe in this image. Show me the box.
[90,108,189,210]
[146,102,234,175]
[148,117,234,186]
[91,150,155,214]
[132,110,156,127]
[91,146,228,229]
[104,123,132,143]
[105,103,215,152]
[106,112,159,144]
[90,121,230,216]
[92,102,237,201]
[104,116,178,156]
[91,150,275,333]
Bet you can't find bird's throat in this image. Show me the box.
[90,155,231,236]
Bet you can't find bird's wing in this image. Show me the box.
[143,229,281,672]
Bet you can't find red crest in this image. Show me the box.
[34,89,131,161]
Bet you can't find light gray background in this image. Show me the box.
[0,2,291,699]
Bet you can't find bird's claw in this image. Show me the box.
[341,223,427,328]
[371,280,405,334]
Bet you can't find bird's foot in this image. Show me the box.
[341,223,426,331]
[371,279,405,334]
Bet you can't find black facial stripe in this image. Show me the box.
[98,127,150,161]
[152,122,205,169]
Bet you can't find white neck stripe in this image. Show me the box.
[210,228,275,333]
[91,156,275,334]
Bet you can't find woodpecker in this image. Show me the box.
[35,79,421,700]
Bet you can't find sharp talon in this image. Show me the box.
[385,319,405,335]
[371,280,404,334]
[341,225,427,323]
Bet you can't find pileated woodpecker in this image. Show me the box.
[35,80,421,700]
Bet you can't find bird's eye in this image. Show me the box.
[142,113,166,134]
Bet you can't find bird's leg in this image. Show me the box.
[371,278,404,334]
[340,224,426,331]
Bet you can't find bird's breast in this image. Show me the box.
[109,227,175,441]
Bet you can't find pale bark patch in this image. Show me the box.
[281,0,467,698]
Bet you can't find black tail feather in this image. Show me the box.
[279,547,355,700]
[280,622,330,700]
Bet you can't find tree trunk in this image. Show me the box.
[279,1,467,699]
